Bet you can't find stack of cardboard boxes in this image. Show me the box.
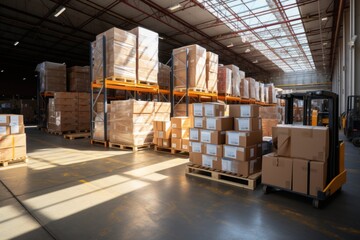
[0,114,26,163]
[217,66,232,95]
[225,65,240,97]
[223,104,263,176]
[48,93,78,132]
[262,125,329,196]
[153,120,172,148]
[173,44,206,90]
[109,100,154,146]
[259,106,282,137]
[77,93,90,131]
[130,27,159,84]
[36,61,67,92]
[171,117,191,152]
[93,103,111,141]
[158,63,170,89]
[240,78,249,99]
[67,66,90,92]
[93,27,137,81]
[206,52,218,93]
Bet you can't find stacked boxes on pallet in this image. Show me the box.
[93,103,111,141]
[171,117,191,152]
[93,27,136,81]
[158,63,170,89]
[223,104,263,177]
[67,66,90,92]
[240,78,249,99]
[77,93,90,131]
[206,52,218,93]
[262,125,329,196]
[109,100,154,146]
[130,27,159,84]
[153,120,172,148]
[217,66,232,95]
[174,103,194,117]
[260,83,265,102]
[265,83,277,104]
[225,65,241,97]
[36,61,66,92]
[173,44,206,91]
[259,106,282,137]
[247,77,256,100]
[0,114,26,162]
[189,102,229,170]
[48,92,78,132]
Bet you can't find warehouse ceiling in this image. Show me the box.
[0,0,344,96]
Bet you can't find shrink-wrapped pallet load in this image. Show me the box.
[225,65,240,97]
[67,66,90,92]
[206,52,218,93]
[36,61,66,92]
[158,63,170,89]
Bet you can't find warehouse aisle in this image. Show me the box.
[0,128,360,240]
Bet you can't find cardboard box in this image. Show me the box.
[205,117,233,131]
[293,158,309,195]
[155,130,171,139]
[189,128,200,142]
[193,117,205,128]
[0,115,10,125]
[189,141,203,153]
[172,128,189,139]
[202,154,221,169]
[193,103,203,116]
[153,137,159,145]
[0,135,13,149]
[223,145,256,161]
[309,161,327,197]
[261,153,293,190]
[221,158,262,177]
[273,125,329,162]
[154,102,171,113]
[162,139,171,148]
[203,103,226,117]
[291,126,329,162]
[229,104,259,118]
[182,139,189,152]
[226,130,262,147]
[204,144,223,157]
[189,152,202,165]
[234,117,261,131]
[200,130,226,144]
[156,121,163,131]
[171,117,191,129]
[171,138,182,151]
[0,148,12,161]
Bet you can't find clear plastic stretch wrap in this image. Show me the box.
[36,61,66,92]
[217,66,232,95]
[225,65,240,97]
[206,51,218,93]
[240,78,249,99]
[67,66,90,92]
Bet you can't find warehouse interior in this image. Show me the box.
[1,0,360,239]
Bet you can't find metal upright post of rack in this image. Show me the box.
[170,53,174,118]
[185,48,189,117]
[102,36,108,142]
[89,42,94,139]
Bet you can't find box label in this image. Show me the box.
[227,132,239,145]
[190,129,199,141]
[194,117,203,128]
[204,105,214,117]
[224,145,237,159]
[206,144,217,155]
[222,159,233,172]
[0,126,7,135]
[201,130,211,143]
[171,143,177,148]
[241,105,250,117]
[10,116,19,124]
[0,116,7,124]
[206,118,216,130]
[191,142,202,153]
[158,131,164,138]
[202,155,213,168]
[250,148,255,157]
[193,104,203,116]
[11,125,20,134]
[172,133,177,138]
[238,119,250,131]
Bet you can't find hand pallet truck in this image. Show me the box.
[263,91,347,208]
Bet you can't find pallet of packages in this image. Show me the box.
[36,61,66,93]
[206,51,218,94]
[217,66,232,96]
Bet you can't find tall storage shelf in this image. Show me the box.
[89,36,276,144]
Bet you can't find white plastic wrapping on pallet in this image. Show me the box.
[130,27,159,84]
[260,83,265,102]
[93,27,136,81]
[217,66,232,95]
[173,44,206,90]
[247,77,256,99]
[158,63,170,88]
[254,81,260,101]
[240,78,249,99]
[35,61,66,92]
[206,51,218,93]
[225,65,240,96]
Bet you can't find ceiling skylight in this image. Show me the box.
[199,0,315,72]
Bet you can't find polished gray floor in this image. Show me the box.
[0,127,359,240]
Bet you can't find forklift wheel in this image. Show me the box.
[352,138,360,147]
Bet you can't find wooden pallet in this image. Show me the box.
[96,76,136,84]
[77,129,90,133]
[186,165,261,190]
[0,157,28,167]
[207,91,218,94]
[175,87,207,93]
[154,146,189,155]
[90,139,108,147]
[137,80,158,86]
[109,142,153,152]
[64,132,91,140]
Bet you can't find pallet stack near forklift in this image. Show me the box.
[0,114,27,167]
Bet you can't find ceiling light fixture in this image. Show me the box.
[321,17,328,21]
[245,48,251,53]
[227,43,234,48]
[168,4,181,11]
[159,36,164,40]
[1,70,4,73]
[54,6,66,17]
[14,41,19,46]
[23,78,26,80]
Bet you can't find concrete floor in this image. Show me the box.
[0,127,360,240]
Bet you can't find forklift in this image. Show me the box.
[343,95,360,147]
[263,91,346,208]
[311,99,329,126]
